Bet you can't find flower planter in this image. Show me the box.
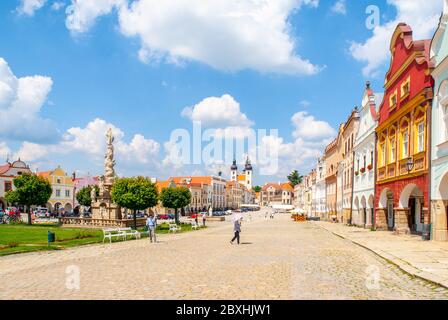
[367,164,373,171]
[355,171,359,176]
[360,168,366,173]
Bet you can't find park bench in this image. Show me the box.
[190,221,199,230]
[169,223,182,233]
[102,227,141,243]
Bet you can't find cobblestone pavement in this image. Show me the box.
[1,212,448,300]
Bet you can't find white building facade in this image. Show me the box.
[313,157,327,219]
[0,160,33,210]
[352,82,382,228]
[431,2,448,241]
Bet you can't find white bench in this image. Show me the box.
[169,223,182,233]
[102,227,140,243]
[191,222,199,230]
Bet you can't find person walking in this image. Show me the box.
[230,218,242,245]
[146,214,157,243]
[202,212,207,227]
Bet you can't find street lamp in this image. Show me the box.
[71,172,76,216]
[406,157,414,173]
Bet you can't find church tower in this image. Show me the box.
[244,156,253,190]
[230,159,238,182]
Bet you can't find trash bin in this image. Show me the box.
[47,231,55,245]
[422,224,430,241]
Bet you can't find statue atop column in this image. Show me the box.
[104,128,116,184]
[90,127,121,222]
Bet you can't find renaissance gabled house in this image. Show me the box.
[0,159,33,210]
[352,82,382,228]
[430,2,448,241]
[375,23,434,234]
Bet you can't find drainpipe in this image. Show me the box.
[426,90,433,240]
[373,131,378,230]
[350,150,355,225]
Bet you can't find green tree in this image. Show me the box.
[287,170,303,187]
[159,186,191,224]
[76,185,99,207]
[5,174,52,225]
[252,186,262,193]
[111,177,159,229]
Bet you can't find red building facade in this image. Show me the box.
[375,23,434,234]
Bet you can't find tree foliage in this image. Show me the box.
[76,185,99,207]
[287,170,303,187]
[6,174,52,224]
[111,177,159,228]
[252,186,262,193]
[159,186,191,224]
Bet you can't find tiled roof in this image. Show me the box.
[262,182,292,192]
[237,175,246,182]
[37,171,52,177]
[155,181,171,192]
[0,164,10,175]
[170,176,213,184]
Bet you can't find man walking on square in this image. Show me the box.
[146,213,157,243]
[230,218,242,245]
[202,212,207,227]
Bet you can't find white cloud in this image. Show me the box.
[65,0,125,33]
[0,57,58,143]
[65,0,321,75]
[350,0,443,77]
[51,1,65,11]
[291,111,336,140]
[181,94,253,128]
[13,118,161,175]
[331,0,346,15]
[261,110,335,178]
[16,0,46,16]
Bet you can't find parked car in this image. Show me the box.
[34,207,49,218]
[135,212,146,218]
[168,213,175,220]
[157,214,169,220]
[83,212,92,218]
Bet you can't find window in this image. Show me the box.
[402,131,409,158]
[381,143,386,166]
[370,151,374,166]
[5,181,12,192]
[401,76,410,97]
[417,123,425,152]
[56,189,61,197]
[390,90,398,108]
[57,178,61,184]
[363,155,367,168]
[390,138,396,162]
[65,190,70,198]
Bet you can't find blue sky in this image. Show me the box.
[0,0,444,185]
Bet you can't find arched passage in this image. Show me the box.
[64,203,73,214]
[353,197,360,226]
[399,184,424,233]
[368,194,375,227]
[435,172,448,241]
[361,196,367,226]
[379,188,394,230]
